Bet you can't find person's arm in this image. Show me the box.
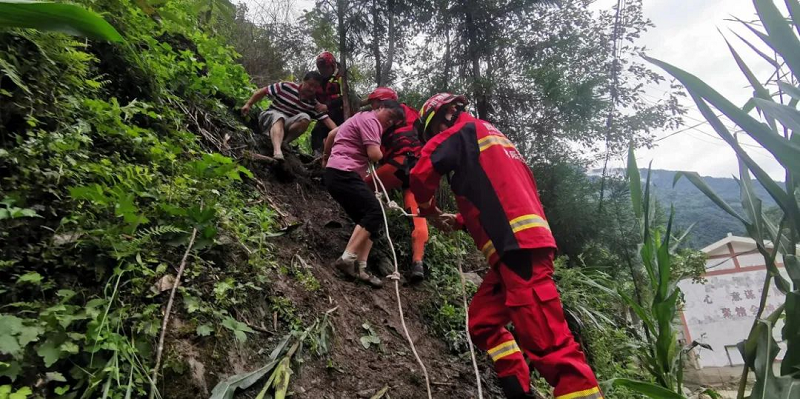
[409,127,464,217]
[321,127,340,167]
[322,117,337,130]
[366,145,382,163]
[241,87,267,116]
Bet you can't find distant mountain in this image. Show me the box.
[638,169,776,249]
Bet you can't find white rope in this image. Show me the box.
[456,239,484,399]
[369,163,433,399]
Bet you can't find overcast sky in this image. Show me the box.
[237,0,786,179]
[601,0,784,179]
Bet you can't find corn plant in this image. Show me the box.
[606,146,704,399]
[645,0,800,397]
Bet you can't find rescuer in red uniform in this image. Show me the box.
[361,87,428,282]
[408,93,603,399]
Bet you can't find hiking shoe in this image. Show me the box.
[357,270,384,288]
[334,258,357,280]
[409,261,425,284]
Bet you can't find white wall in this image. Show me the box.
[679,267,788,368]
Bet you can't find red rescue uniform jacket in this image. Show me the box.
[381,103,423,160]
[316,64,344,119]
[409,112,556,266]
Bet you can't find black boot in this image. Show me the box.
[409,261,425,283]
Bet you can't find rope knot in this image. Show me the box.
[387,272,402,281]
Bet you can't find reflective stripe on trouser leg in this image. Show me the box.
[467,268,531,398]
[498,250,602,398]
[555,386,603,399]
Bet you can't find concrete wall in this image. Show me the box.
[679,241,789,368]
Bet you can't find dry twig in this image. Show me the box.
[148,227,198,399]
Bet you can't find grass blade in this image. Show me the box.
[0,0,123,42]
[737,155,765,243]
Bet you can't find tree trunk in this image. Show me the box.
[443,25,451,90]
[336,0,352,118]
[379,0,396,86]
[464,2,487,119]
[372,0,382,86]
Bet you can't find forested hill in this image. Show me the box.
[639,169,776,249]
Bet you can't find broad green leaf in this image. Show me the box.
[744,319,800,399]
[0,336,21,357]
[737,156,764,244]
[674,172,748,224]
[606,378,685,399]
[626,144,642,220]
[755,0,800,79]
[16,272,42,285]
[8,386,32,399]
[778,81,800,101]
[781,290,799,375]
[656,209,675,301]
[36,338,61,367]
[0,0,123,42]
[646,56,800,178]
[196,324,213,337]
[754,98,800,136]
[209,358,282,399]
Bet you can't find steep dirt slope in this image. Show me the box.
[181,151,501,399]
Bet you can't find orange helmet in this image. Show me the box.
[419,93,468,140]
[316,51,336,69]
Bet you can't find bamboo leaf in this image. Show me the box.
[0,0,123,42]
[606,378,685,399]
[673,172,748,225]
[646,56,800,178]
[755,0,800,79]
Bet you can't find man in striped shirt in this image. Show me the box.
[241,71,337,160]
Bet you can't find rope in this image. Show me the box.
[456,238,484,399]
[370,165,484,398]
[369,163,433,399]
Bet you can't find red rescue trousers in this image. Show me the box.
[364,156,428,262]
[468,248,602,399]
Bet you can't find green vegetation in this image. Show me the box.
[4,0,795,397]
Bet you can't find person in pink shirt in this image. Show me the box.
[321,101,405,288]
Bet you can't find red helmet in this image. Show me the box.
[367,87,398,102]
[419,93,468,139]
[316,51,336,69]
